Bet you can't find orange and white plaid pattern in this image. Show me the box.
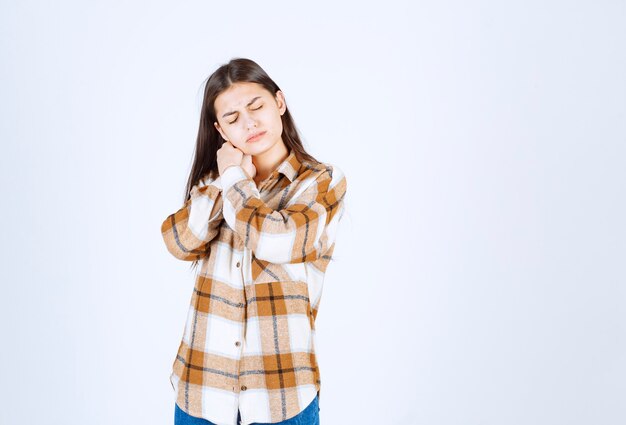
[161,149,347,425]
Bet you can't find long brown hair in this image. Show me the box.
[184,57,321,270]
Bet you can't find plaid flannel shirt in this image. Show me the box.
[161,149,347,425]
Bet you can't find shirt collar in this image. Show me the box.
[275,149,301,182]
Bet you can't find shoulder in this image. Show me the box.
[298,160,346,191]
[190,169,221,197]
[197,169,220,186]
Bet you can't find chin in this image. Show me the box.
[247,141,272,155]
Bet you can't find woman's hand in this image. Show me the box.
[217,141,256,180]
[241,153,257,180]
[217,141,243,176]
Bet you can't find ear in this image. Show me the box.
[275,90,287,115]
[214,121,228,141]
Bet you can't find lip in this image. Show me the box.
[247,131,266,142]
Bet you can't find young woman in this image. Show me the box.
[161,58,348,425]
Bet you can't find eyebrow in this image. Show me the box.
[221,96,262,118]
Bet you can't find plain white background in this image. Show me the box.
[1,1,624,424]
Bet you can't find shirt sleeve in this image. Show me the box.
[220,164,347,264]
[161,174,224,261]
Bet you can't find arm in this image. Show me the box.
[220,164,347,264]
[161,174,224,261]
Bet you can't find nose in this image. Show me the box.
[244,113,258,129]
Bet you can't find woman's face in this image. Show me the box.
[213,82,286,156]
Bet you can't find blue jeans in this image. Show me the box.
[174,394,320,425]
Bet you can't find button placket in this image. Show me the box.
[236,249,248,394]
[242,247,251,286]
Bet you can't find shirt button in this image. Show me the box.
[235,341,241,346]
[236,261,240,267]
[241,385,247,391]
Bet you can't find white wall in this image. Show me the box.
[1,1,624,424]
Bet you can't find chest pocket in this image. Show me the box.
[250,256,308,285]
[249,256,313,320]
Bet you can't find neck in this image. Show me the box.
[252,141,289,185]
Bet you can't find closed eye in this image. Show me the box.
[228,105,263,125]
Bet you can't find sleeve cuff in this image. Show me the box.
[220,165,251,194]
